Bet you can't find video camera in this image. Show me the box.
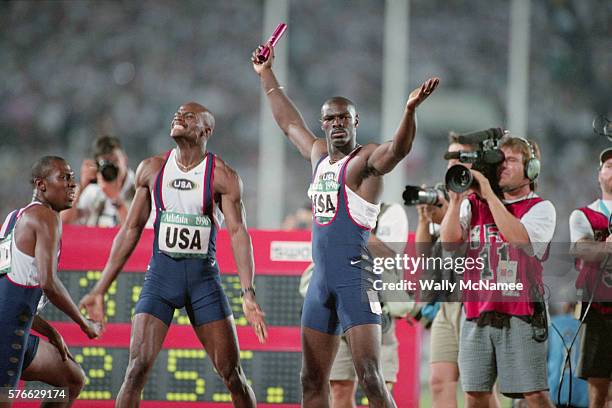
[444,127,505,196]
[403,183,448,207]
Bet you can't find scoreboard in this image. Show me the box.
[18,226,420,407]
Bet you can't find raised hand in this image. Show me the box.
[406,77,440,112]
[251,44,275,75]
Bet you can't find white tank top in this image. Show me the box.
[7,202,46,287]
[155,149,223,258]
[308,152,380,229]
[160,149,209,215]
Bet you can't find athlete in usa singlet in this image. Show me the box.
[303,146,382,335]
[0,203,46,387]
[135,148,231,326]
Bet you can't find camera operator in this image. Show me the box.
[415,133,501,408]
[569,147,612,408]
[61,135,135,227]
[440,135,556,407]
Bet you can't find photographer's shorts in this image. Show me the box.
[577,309,612,379]
[329,319,399,383]
[430,302,463,364]
[459,317,548,397]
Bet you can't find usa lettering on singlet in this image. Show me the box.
[308,156,350,224]
[156,149,219,259]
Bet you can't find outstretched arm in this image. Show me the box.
[367,78,439,175]
[215,159,267,343]
[31,209,100,339]
[79,158,156,322]
[252,44,324,161]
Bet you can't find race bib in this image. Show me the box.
[0,232,12,276]
[158,211,211,258]
[308,171,340,224]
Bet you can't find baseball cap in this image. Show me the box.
[600,147,612,166]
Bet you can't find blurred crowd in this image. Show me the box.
[1,0,610,239]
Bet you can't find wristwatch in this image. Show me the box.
[240,287,256,298]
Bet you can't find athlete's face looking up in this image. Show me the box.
[320,100,358,148]
[170,102,214,143]
[599,158,612,195]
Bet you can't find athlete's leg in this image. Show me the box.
[116,313,169,408]
[345,324,396,408]
[301,327,341,408]
[21,338,86,408]
[193,316,255,408]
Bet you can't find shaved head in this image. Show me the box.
[31,156,66,187]
[181,101,215,131]
[321,96,356,116]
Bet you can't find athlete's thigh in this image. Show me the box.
[344,324,382,371]
[302,275,341,336]
[128,313,170,365]
[185,271,231,327]
[335,281,382,332]
[301,326,341,378]
[21,338,83,387]
[193,316,240,370]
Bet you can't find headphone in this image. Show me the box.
[515,137,540,181]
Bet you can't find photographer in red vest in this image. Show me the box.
[441,135,556,407]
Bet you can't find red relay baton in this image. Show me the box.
[256,23,287,63]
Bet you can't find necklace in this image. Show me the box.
[176,157,204,172]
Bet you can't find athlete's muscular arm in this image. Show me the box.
[80,158,158,322]
[25,208,100,339]
[366,78,439,175]
[215,159,268,343]
[252,44,326,162]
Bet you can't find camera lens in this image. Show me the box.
[97,160,119,182]
[403,186,441,206]
[445,164,473,193]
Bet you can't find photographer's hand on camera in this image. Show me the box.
[80,159,97,189]
[417,204,433,225]
[469,169,495,201]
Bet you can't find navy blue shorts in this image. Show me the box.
[135,254,232,327]
[22,334,39,371]
[0,276,40,387]
[302,262,382,335]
